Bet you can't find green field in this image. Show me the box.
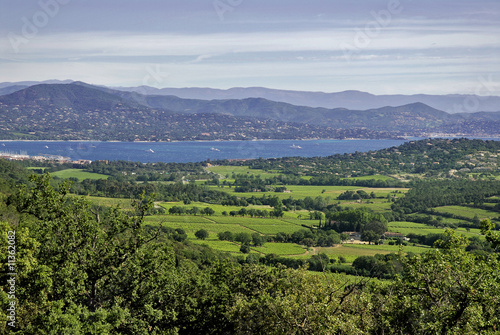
[159,201,307,219]
[340,199,394,212]
[207,165,281,179]
[343,174,395,181]
[79,195,134,209]
[433,205,499,220]
[209,184,408,204]
[52,169,109,181]
[144,214,307,236]
[252,242,307,255]
[388,221,483,239]
[190,238,306,256]
[190,239,246,254]
[313,242,430,263]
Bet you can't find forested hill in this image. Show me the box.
[0,84,395,141]
[231,138,500,179]
[1,82,500,140]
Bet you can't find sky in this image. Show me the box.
[0,0,499,95]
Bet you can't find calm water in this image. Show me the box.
[1,139,417,163]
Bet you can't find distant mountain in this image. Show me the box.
[0,83,142,111]
[3,80,499,113]
[0,83,393,141]
[110,89,454,132]
[0,85,29,96]
[0,82,499,141]
[112,85,500,113]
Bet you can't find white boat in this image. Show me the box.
[147,148,154,153]
[290,144,302,149]
[210,147,220,152]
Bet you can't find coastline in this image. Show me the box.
[0,136,408,143]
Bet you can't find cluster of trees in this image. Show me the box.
[168,206,215,216]
[272,229,342,247]
[226,172,404,190]
[69,178,244,204]
[338,189,376,200]
[217,231,266,247]
[325,208,388,233]
[392,179,500,215]
[352,253,403,279]
[226,138,500,179]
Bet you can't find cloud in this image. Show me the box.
[0,0,498,95]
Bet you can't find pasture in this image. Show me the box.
[433,205,499,220]
[51,169,109,181]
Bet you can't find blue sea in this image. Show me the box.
[0,139,415,163]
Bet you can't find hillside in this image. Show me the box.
[0,84,391,141]
[0,83,500,141]
[113,85,500,113]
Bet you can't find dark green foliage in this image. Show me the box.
[392,179,500,215]
[195,229,209,240]
[240,244,251,254]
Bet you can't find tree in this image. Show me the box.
[363,220,387,235]
[252,233,265,246]
[236,232,252,244]
[240,243,251,254]
[4,174,181,332]
[202,207,215,216]
[218,231,234,241]
[195,229,209,240]
[361,230,380,245]
[376,229,500,334]
[190,206,200,215]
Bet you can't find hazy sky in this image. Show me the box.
[1,0,499,95]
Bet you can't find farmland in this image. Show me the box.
[27,138,500,278]
[51,168,109,180]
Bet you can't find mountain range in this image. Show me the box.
[0,82,499,141]
[1,80,500,113]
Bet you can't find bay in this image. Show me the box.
[1,139,416,163]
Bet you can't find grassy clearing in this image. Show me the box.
[160,201,273,214]
[207,165,281,178]
[341,200,393,212]
[388,221,484,240]
[312,245,392,263]
[83,195,133,210]
[344,243,430,254]
[388,221,442,235]
[189,239,306,256]
[433,206,499,220]
[51,169,109,181]
[146,218,257,235]
[240,223,305,235]
[158,201,304,219]
[312,243,430,263]
[209,185,408,205]
[252,242,307,256]
[343,175,394,181]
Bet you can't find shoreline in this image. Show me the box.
[0,137,411,143]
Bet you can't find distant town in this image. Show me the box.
[0,151,91,165]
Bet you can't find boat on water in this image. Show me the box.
[210,147,220,152]
[290,144,302,149]
[147,148,154,153]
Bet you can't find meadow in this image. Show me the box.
[207,165,282,179]
[51,168,109,181]
[433,205,499,220]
